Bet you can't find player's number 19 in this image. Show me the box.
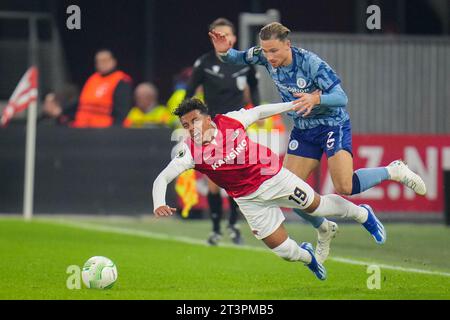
[289,187,308,207]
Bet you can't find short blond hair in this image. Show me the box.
[259,22,291,41]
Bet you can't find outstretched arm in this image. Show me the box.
[209,30,266,65]
[293,85,348,117]
[152,144,194,216]
[318,84,348,107]
[225,100,300,129]
[208,30,233,54]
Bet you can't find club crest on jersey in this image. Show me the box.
[236,76,247,91]
[212,65,220,73]
[296,77,307,89]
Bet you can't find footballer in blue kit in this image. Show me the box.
[216,32,352,159]
[209,22,427,264]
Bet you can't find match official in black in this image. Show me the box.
[186,18,261,246]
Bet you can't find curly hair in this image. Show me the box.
[173,98,209,117]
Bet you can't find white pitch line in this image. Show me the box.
[46,218,268,252]
[47,219,450,278]
[330,257,450,277]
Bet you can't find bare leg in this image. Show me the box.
[328,150,418,197]
[284,154,319,180]
[262,224,311,263]
[327,150,354,195]
[262,223,327,280]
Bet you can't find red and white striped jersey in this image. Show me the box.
[185,113,282,198]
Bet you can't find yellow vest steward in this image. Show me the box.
[125,105,177,128]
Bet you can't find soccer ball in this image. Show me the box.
[82,256,118,289]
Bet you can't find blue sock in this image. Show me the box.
[351,167,389,195]
[293,208,325,228]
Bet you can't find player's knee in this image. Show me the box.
[271,238,299,262]
[334,182,353,196]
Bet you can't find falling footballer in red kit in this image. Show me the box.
[186,113,282,198]
[153,98,388,281]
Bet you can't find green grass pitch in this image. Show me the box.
[0,216,449,299]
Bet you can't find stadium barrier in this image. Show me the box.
[0,126,449,220]
[177,134,450,221]
[258,33,450,134]
[445,170,450,226]
[0,126,177,215]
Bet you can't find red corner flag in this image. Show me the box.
[1,67,38,127]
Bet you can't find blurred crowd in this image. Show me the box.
[40,49,189,129]
[39,48,285,133]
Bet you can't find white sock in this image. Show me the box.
[271,238,312,264]
[311,194,368,224]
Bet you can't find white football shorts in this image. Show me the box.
[234,167,316,240]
